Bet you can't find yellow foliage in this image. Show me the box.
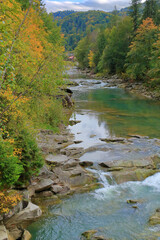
[0,191,22,215]
[88,50,95,69]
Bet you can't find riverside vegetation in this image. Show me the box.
[0,0,68,221]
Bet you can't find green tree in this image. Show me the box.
[142,0,158,24]
[130,0,141,31]
[75,36,90,69]
[148,30,160,85]
[126,18,158,80]
[98,17,133,74]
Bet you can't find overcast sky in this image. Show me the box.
[44,0,135,13]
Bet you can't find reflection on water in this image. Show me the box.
[73,88,160,139]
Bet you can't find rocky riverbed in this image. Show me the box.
[1,67,160,240]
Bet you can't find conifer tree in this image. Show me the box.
[142,0,158,24]
[130,0,141,31]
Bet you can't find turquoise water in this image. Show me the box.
[28,76,160,240]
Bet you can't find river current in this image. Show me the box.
[28,67,160,240]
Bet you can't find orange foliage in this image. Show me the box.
[0,191,22,215]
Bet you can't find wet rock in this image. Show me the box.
[127,199,143,204]
[74,140,83,144]
[127,135,143,139]
[81,230,111,240]
[79,161,93,167]
[90,135,96,138]
[112,168,157,184]
[22,230,31,240]
[99,158,155,169]
[81,230,97,239]
[99,138,125,143]
[149,209,160,225]
[0,225,8,240]
[69,120,81,126]
[34,179,54,193]
[45,154,69,166]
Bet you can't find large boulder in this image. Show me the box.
[34,179,54,193]
[112,169,157,184]
[99,157,160,184]
[4,202,42,230]
[53,165,96,189]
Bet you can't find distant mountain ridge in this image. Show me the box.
[53,10,113,50]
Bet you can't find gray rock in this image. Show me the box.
[45,154,68,166]
[5,202,42,230]
[69,120,81,126]
[79,161,93,167]
[34,179,54,193]
[51,185,63,194]
[99,158,154,169]
[53,165,95,188]
[36,191,53,197]
[0,225,8,240]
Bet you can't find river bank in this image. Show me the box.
[82,68,160,101]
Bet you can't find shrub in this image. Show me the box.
[0,136,22,189]
[13,129,44,184]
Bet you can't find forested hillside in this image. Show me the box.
[0,0,67,211]
[75,0,160,90]
[55,11,113,50]
[53,10,75,20]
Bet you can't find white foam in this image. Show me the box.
[142,172,160,191]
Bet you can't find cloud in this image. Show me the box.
[45,1,93,12]
[45,0,132,13]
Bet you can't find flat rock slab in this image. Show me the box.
[34,179,54,192]
[99,158,154,169]
[45,154,69,166]
[0,225,8,240]
[53,165,95,188]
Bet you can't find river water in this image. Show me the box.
[28,67,160,240]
